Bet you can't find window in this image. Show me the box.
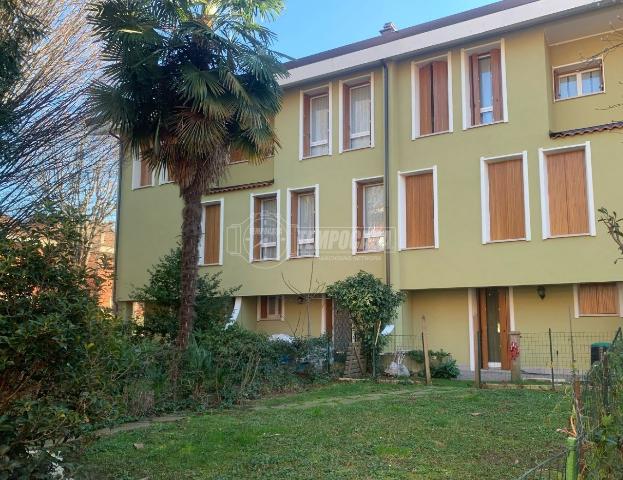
[132,158,153,189]
[302,86,330,158]
[258,295,283,320]
[199,201,222,265]
[159,167,173,184]
[289,187,318,258]
[554,59,604,100]
[341,76,372,150]
[252,193,279,261]
[228,148,246,164]
[463,43,505,128]
[481,154,530,243]
[540,144,595,238]
[354,179,384,253]
[413,56,450,137]
[577,283,620,316]
[400,169,438,249]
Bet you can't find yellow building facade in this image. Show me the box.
[116,0,623,372]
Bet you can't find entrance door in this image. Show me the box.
[477,288,510,370]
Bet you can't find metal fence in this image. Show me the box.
[520,330,617,381]
[515,327,622,480]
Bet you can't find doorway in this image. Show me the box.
[477,288,510,370]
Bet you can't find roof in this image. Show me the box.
[281,0,616,87]
[284,0,539,70]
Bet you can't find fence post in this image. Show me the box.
[475,330,482,389]
[565,437,578,480]
[548,328,555,390]
[510,331,521,383]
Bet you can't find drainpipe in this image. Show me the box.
[382,60,391,286]
[111,133,123,316]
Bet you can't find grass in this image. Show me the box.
[78,380,571,479]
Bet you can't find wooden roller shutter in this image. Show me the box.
[290,191,299,257]
[356,182,364,251]
[490,48,503,122]
[405,173,435,248]
[203,203,221,264]
[470,54,481,126]
[488,159,525,241]
[259,296,268,319]
[140,160,152,187]
[419,64,433,136]
[546,150,589,236]
[343,85,351,149]
[303,94,311,157]
[253,197,261,261]
[432,61,449,132]
[579,283,619,315]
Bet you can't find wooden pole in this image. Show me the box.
[421,315,432,386]
[510,331,521,383]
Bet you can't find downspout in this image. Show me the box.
[111,133,123,316]
[382,60,391,286]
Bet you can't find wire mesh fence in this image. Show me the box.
[520,330,618,382]
[515,448,569,480]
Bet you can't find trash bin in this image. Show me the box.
[591,342,610,364]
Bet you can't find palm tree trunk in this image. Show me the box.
[176,177,203,351]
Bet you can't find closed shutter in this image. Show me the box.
[546,150,589,236]
[579,283,619,315]
[290,192,299,257]
[488,159,525,241]
[356,182,364,251]
[490,48,503,122]
[253,197,261,260]
[405,173,435,248]
[260,296,268,319]
[140,160,152,186]
[419,64,433,135]
[342,85,351,149]
[203,203,221,264]
[303,94,311,157]
[432,61,449,132]
[470,54,481,126]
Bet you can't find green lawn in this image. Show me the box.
[79,381,570,479]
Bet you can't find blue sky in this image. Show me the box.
[268,1,497,60]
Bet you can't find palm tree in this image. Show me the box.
[88,0,286,350]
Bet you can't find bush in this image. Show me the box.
[406,349,460,379]
[0,209,108,477]
[132,247,239,339]
[326,271,405,370]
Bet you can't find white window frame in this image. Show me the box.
[480,151,531,244]
[286,184,320,259]
[351,176,384,255]
[339,73,375,152]
[131,157,155,190]
[538,141,596,240]
[198,198,224,266]
[249,190,281,262]
[460,39,508,130]
[159,167,173,185]
[257,295,285,321]
[397,166,439,250]
[573,283,623,318]
[552,57,605,102]
[299,84,332,160]
[411,52,453,139]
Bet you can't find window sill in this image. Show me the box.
[464,119,508,131]
[484,238,529,244]
[132,184,154,190]
[288,255,319,260]
[354,249,384,255]
[544,233,592,240]
[412,130,452,140]
[257,317,284,322]
[301,153,331,161]
[400,245,437,251]
[577,313,620,318]
[199,263,222,267]
[341,145,374,154]
[554,90,605,103]
[252,258,279,263]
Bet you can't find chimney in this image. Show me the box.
[379,22,397,36]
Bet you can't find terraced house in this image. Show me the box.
[116,0,623,373]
